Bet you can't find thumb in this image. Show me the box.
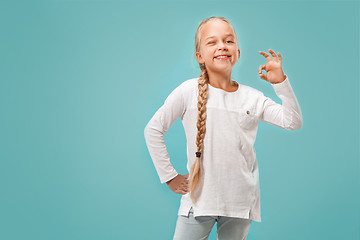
[184,173,189,179]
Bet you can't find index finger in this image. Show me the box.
[258,51,272,63]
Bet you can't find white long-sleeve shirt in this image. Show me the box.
[144,75,302,222]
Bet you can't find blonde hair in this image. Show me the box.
[189,16,240,204]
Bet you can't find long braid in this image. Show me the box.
[189,65,209,204]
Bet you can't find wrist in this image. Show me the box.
[272,74,286,84]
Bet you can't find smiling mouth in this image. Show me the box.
[214,55,230,60]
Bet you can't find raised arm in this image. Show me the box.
[144,83,186,184]
[257,49,303,130]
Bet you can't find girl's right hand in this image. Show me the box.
[166,173,190,195]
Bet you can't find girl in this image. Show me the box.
[144,16,302,240]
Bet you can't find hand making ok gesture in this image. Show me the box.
[258,49,287,84]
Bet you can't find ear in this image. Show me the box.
[195,51,205,64]
[238,49,240,58]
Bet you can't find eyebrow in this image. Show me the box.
[205,33,234,41]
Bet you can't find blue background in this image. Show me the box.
[0,0,358,239]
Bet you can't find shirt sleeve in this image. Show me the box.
[144,83,186,184]
[259,75,303,130]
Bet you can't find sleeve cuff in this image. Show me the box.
[271,75,290,91]
[160,170,179,184]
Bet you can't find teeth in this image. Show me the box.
[216,56,229,59]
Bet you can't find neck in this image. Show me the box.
[206,68,235,90]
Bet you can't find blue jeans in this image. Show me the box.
[173,207,252,240]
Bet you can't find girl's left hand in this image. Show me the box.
[258,49,286,84]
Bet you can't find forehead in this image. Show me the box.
[200,20,234,40]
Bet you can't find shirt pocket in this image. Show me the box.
[237,108,257,130]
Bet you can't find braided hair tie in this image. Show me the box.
[195,152,201,158]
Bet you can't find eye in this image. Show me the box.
[207,41,215,44]
[226,40,234,43]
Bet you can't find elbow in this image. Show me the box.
[287,115,303,131]
[289,122,302,130]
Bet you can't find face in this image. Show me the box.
[195,20,240,73]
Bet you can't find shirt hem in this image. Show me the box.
[178,205,261,223]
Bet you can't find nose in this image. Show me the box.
[217,41,228,50]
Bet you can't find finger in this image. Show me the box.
[258,64,266,74]
[278,52,283,65]
[182,185,189,192]
[182,182,190,190]
[258,51,271,63]
[259,72,268,81]
[183,181,189,187]
[268,49,278,62]
[180,182,187,189]
[184,173,189,179]
[177,189,188,195]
